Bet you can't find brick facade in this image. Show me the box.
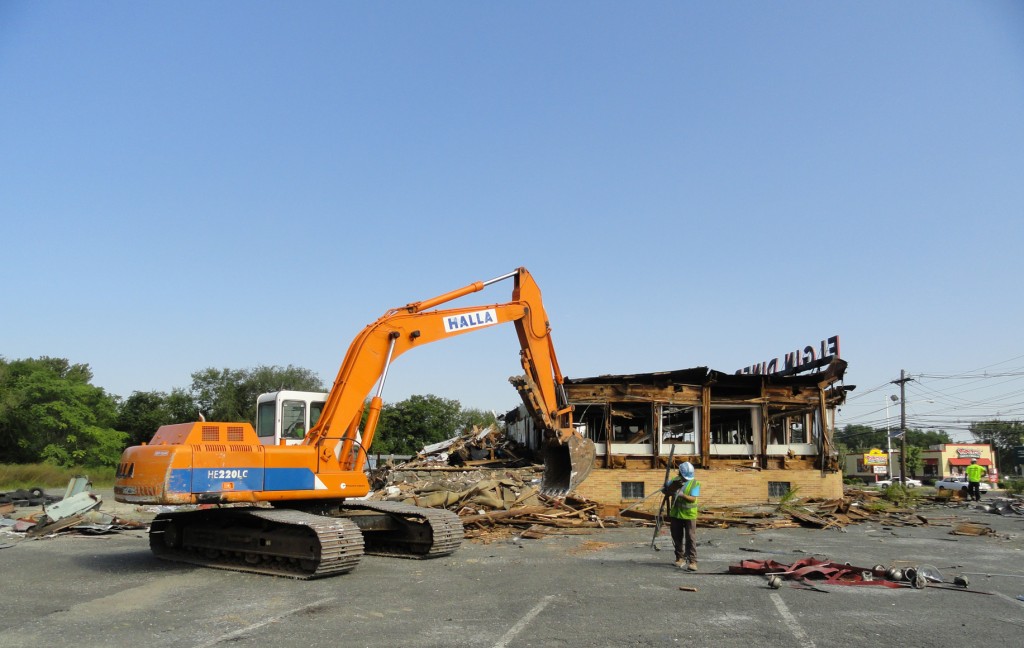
[576,466,843,512]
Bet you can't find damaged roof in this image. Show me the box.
[564,358,848,390]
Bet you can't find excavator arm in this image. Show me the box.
[306,267,594,493]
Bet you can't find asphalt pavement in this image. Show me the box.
[1,495,1022,648]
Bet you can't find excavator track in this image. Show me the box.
[341,500,463,559]
[148,507,364,580]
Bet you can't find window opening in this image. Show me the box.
[661,406,695,444]
[768,481,791,499]
[573,405,607,443]
[621,482,645,499]
[709,408,753,445]
[789,414,809,444]
[767,414,786,445]
[611,403,652,443]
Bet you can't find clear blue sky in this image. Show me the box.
[2,2,1022,441]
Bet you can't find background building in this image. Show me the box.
[843,442,997,483]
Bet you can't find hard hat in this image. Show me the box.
[970,458,978,463]
[678,462,695,480]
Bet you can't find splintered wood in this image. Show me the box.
[461,494,618,542]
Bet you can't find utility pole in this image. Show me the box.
[891,370,913,486]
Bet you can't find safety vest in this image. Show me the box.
[668,478,700,520]
[965,463,986,483]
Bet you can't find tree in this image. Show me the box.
[457,407,498,432]
[905,445,922,478]
[971,419,1024,469]
[190,367,248,422]
[189,365,324,424]
[372,394,464,455]
[116,390,205,446]
[117,391,172,446]
[835,425,885,452]
[905,429,952,448]
[0,356,125,467]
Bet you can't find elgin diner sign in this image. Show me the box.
[736,335,840,377]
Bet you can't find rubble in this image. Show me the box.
[0,486,59,507]
[0,477,148,543]
[365,430,1024,543]
[394,424,534,470]
[729,557,994,594]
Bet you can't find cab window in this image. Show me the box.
[282,400,307,439]
[256,401,276,439]
[310,401,326,428]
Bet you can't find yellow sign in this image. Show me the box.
[863,448,888,466]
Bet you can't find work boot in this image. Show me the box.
[686,562,698,572]
[674,559,686,569]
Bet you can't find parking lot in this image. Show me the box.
[2,498,1022,648]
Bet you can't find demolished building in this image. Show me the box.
[505,357,851,510]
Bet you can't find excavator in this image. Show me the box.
[114,267,595,579]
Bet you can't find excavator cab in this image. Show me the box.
[255,391,327,446]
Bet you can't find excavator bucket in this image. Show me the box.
[541,434,596,495]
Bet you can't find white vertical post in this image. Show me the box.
[885,398,892,479]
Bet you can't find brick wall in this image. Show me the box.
[576,467,843,513]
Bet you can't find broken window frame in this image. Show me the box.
[572,404,607,445]
[608,402,654,454]
[765,410,817,456]
[658,403,698,456]
[708,406,759,456]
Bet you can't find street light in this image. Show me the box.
[885,395,899,478]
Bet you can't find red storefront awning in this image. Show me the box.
[948,458,992,466]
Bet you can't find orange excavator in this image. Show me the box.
[114,267,595,579]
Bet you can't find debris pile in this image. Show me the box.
[0,477,147,545]
[730,557,992,594]
[0,487,59,508]
[366,426,635,540]
[619,491,937,532]
[367,462,626,541]
[389,424,534,470]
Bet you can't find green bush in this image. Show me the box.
[881,483,918,505]
[1002,479,1024,496]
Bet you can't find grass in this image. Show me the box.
[0,463,116,491]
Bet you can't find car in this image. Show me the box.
[935,475,991,494]
[874,477,922,488]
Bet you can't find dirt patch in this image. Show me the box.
[568,540,618,555]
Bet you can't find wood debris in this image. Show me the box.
[368,436,1012,542]
[951,521,995,536]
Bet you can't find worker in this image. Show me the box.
[964,457,988,502]
[663,461,701,571]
